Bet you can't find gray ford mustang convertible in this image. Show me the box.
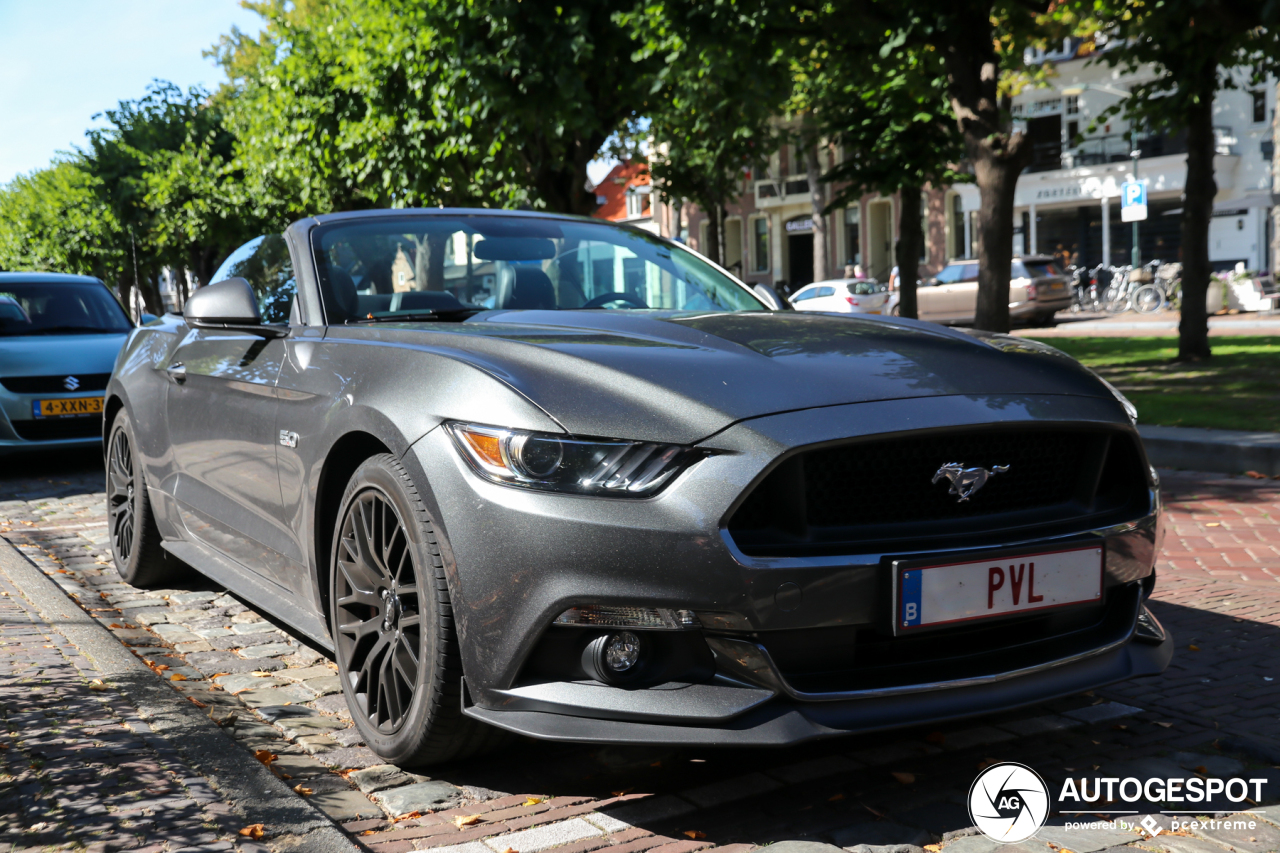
[106,209,1171,765]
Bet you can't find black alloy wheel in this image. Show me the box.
[334,490,423,735]
[106,410,173,587]
[330,454,504,765]
[107,426,137,564]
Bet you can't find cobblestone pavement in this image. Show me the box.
[0,536,267,849]
[0,451,1277,853]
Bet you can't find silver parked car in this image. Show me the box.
[895,256,1072,326]
[106,209,1170,765]
[0,273,134,454]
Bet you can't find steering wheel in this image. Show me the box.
[581,292,649,309]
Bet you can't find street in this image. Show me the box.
[0,450,1276,852]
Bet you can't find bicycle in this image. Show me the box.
[1131,262,1181,314]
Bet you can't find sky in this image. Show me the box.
[0,0,264,185]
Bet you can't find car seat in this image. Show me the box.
[320,267,360,323]
[502,267,557,310]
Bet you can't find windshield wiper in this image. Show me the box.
[347,309,480,324]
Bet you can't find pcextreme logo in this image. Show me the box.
[968,762,1050,843]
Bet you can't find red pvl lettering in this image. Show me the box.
[1027,561,1043,603]
[988,566,1005,609]
[1010,563,1026,605]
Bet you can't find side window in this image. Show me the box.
[961,263,980,282]
[792,287,816,302]
[816,285,835,298]
[209,235,297,325]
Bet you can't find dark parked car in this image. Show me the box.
[106,209,1171,765]
[0,273,134,454]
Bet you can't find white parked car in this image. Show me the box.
[789,278,890,314]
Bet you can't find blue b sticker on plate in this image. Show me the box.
[900,569,922,628]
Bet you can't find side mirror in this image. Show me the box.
[139,313,158,326]
[752,283,785,310]
[185,278,261,325]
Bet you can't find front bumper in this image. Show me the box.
[410,393,1166,745]
[462,626,1172,745]
[0,391,104,455]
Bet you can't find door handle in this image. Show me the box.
[165,362,187,384]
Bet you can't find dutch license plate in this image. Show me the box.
[33,397,104,419]
[897,546,1103,632]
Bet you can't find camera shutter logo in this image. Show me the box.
[968,762,1050,843]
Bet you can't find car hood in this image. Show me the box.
[363,310,1118,444]
[0,333,129,379]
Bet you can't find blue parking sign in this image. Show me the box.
[1120,180,1147,222]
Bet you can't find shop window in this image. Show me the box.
[1252,90,1266,124]
[753,218,770,272]
[1066,95,1080,116]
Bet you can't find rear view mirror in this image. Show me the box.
[752,283,785,310]
[473,237,557,261]
[185,278,266,327]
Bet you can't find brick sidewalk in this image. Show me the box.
[1,458,1277,852]
[0,562,264,852]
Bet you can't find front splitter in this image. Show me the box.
[461,634,1173,747]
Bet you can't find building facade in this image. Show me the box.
[653,43,1275,293]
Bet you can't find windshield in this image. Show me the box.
[0,282,132,337]
[312,215,764,323]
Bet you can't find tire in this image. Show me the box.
[106,409,176,587]
[329,454,502,766]
[889,303,900,317]
[1132,284,1165,314]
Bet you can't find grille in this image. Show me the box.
[0,373,111,394]
[11,419,102,441]
[728,426,1148,556]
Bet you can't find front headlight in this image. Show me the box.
[445,422,698,496]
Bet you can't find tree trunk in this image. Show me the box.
[702,197,723,267]
[941,25,1034,333]
[806,145,829,282]
[1178,95,1216,361]
[969,145,1025,332]
[895,185,923,319]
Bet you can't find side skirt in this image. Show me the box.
[161,540,333,652]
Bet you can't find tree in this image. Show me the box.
[1079,1,1280,360]
[0,159,127,286]
[628,0,795,268]
[795,33,968,318]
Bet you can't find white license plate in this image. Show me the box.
[897,546,1103,632]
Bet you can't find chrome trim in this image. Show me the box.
[707,593,1141,702]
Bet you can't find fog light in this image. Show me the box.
[604,631,641,672]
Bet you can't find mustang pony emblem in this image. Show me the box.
[932,462,1010,502]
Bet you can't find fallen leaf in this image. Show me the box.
[187,697,207,709]
[109,623,126,629]
[524,797,543,807]
[154,664,170,671]
[1111,724,1128,731]
[251,670,274,677]
[501,848,519,853]
[863,803,886,818]
[1155,721,1174,728]
[925,732,946,745]
[87,679,108,691]
[170,673,187,681]
[1205,522,1221,527]
[924,845,942,852]
[891,771,916,785]
[292,784,314,796]
[1196,765,1209,774]
[254,750,278,766]
[210,672,231,679]
[684,831,707,840]
[1245,471,1267,480]
[454,815,482,827]
[393,811,422,822]
[1189,644,1201,651]
[238,824,265,840]
[650,761,662,767]
[208,708,238,727]
[828,793,846,802]
[611,788,634,797]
